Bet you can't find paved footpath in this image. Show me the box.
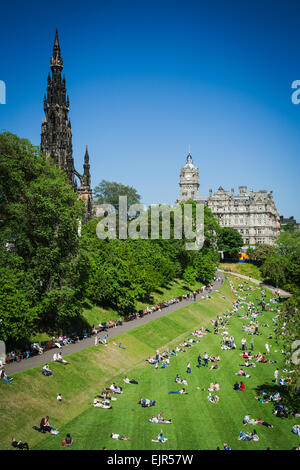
[219,269,291,298]
[5,273,226,375]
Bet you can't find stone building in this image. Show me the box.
[41,30,93,221]
[177,152,280,246]
[178,152,200,202]
[204,186,280,246]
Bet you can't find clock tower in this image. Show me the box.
[178,152,200,202]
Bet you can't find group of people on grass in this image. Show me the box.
[8,276,299,450]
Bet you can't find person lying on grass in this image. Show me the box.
[243,415,273,427]
[209,355,220,362]
[93,397,112,409]
[208,393,219,403]
[210,363,218,370]
[111,433,130,440]
[240,359,256,368]
[238,430,259,441]
[11,437,29,450]
[175,375,188,385]
[148,415,172,424]
[123,377,138,384]
[168,388,188,394]
[139,397,156,407]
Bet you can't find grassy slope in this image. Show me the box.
[2,277,296,450]
[220,263,263,281]
[0,280,231,450]
[34,279,297,451]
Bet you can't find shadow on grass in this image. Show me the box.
[255,383,300,412]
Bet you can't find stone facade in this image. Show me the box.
[41,30,93,221]
[204,186,280,245]
[177,153,280,246]
[178,152,200,202]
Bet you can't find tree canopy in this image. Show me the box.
[93,179,141,210]
[0,132,87,346]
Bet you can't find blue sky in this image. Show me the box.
[0,0,300,219]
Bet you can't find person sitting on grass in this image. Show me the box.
[139,397,156,407]
[109,383,122,394]
[236,368,251,378]
[93,397,112,409]
[152,430,168,443]
[44,416,59,434]
[0,369,13,383]
[61,434,73,446]
[292,424,300,436]
[11,437,29,450]
[208,383,220,392]
[111,433,130,440]
[53,352,70,365]
[42,364,52,376]
[38,417,53,433]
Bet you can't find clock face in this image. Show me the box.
[185,173,192,180]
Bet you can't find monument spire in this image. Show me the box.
[41,29,76,188]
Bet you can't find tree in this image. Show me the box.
[217,227,243,258]
[253,244,275,266]
[261,253,287,288]
[93,180,141,210]
[0,132,86,342]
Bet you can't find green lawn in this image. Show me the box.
[1,277,297,450]
[220,263,263,281]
